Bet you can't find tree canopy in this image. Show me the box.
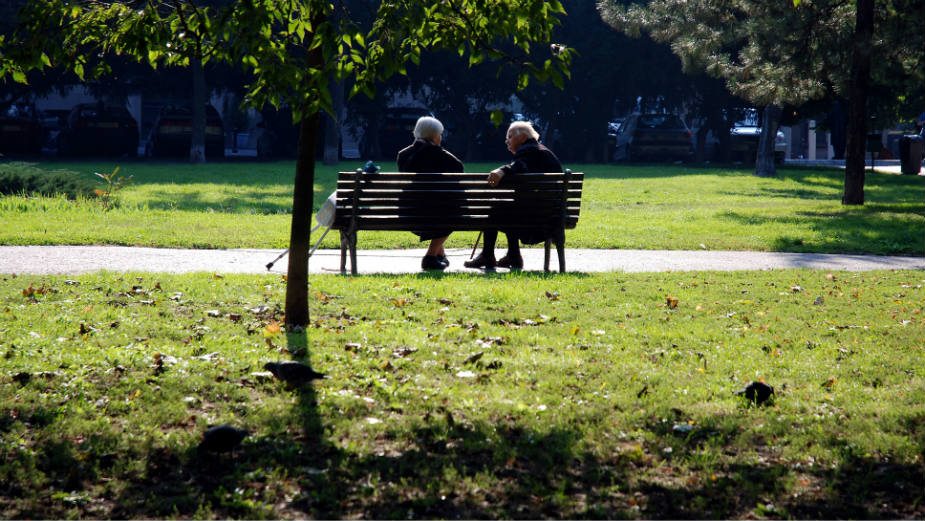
[598,0,925,192]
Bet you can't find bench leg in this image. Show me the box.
[339,232,348,274]
[554,229,566,273]
[544,239,552,272]
[348,232,358,275]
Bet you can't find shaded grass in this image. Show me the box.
[1,270,923,518]
[0,160,923,255]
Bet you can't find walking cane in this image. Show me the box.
[266,222,331,270]
[469,231,482,260]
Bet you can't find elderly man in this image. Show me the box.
[397,116,465,271]
[465,120,563,270]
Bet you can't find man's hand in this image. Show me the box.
[487,169,505,187]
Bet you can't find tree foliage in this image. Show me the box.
[598,0,924,186]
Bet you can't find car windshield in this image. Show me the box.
[637,115,684,130]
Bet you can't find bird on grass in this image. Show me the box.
[198,424,248,453]
[263,361,327,386]
[735,381,775,406]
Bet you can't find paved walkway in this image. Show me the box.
[1,246,923,275]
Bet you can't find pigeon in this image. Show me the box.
[199,424,248,453]
[263,361,327,386]
[735,381,774,405]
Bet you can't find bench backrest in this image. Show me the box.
[333,171,583,232]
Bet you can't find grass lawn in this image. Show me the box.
[1,159,923,255]
[1,270,923,519]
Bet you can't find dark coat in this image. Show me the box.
[498,138,563,177]
[396,139,464,241]
[397,139,464,173]
[498,139,564,244]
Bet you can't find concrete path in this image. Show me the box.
[1,245,923,275]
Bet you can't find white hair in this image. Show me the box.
[508,120,540,141]
[413,116,444,140]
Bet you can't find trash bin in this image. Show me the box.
[899,134,923,175]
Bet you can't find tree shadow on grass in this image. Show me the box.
[9,401,924,518]
[139,190,296,215]
[719,208,925,256]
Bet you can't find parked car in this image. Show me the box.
[612,113,693,162]
[57,103,139,157]
[606,118,624,160]
[145,104,224,158]
[0,103,43,155]
[38,109,70,151]
[729,115,787,163]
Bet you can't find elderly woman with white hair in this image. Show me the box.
[464,120,564,271]
[397,115,465,271]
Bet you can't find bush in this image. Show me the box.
[0,162,97,199]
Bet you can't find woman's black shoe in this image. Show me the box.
[464,253,496,269]
[438,254,450,267]
[422,255,448,271]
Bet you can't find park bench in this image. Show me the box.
[331,169,584,274]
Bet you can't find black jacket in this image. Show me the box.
[498,139,564,244]
[498,138,563,177]
[397,139,464,173]
[396,138,463,241]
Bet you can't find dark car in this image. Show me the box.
[0,103,43,155]
[729,115,787,163]
[57,103,139,157]
[613,113,693,162]
[145,104,224,159]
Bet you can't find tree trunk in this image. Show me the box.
[755,104,782,177]
[285,114,319,328]
[190,56,207,163]
[695,126,708,162]
[843,0,873,205]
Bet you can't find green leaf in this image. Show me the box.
[490,110,504,128]
[11,70,27,84]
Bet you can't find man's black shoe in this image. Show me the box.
[464,253,496,269]
[422,255,448,271]
[497,254,524,270]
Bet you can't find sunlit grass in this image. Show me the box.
[1,160,923,254]
[1,270,923,518]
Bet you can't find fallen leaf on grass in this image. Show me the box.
[264,321,282,337]
[393,346,417,358]
[464,351,484,364]
[545,291,559,301]
[666,296,679,309]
